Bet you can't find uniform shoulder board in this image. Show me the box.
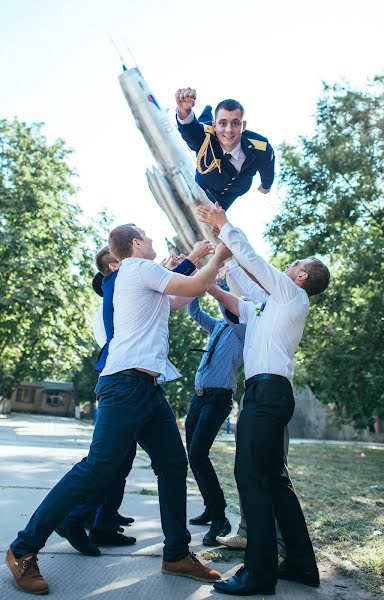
[248,139,267,151]
[203,124,215,135]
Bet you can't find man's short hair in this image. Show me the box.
[302,257,330,297]
[214,99,245,118]
[95,246,117,276]
[108,224,141,261]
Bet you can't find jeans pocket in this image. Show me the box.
[97,377,143,407]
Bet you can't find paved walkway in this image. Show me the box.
[0,414,377,599]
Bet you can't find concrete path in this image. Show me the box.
[0,414,377,599]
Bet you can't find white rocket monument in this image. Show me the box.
[118,62,212,254]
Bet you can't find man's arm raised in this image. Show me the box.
[163,243,230,297]
[207,283,240,317]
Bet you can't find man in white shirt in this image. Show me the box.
[197,203,330,596]
[7,225,229,594]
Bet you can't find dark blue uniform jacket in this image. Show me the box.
[177,106,275,210]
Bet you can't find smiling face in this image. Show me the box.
[213,108,246,152]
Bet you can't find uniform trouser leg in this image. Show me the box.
[234,379,317,587]
[11,374,190,562]
[185,392,232,520]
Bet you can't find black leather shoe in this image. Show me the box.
[55,524,100,556]
[213,566,275,596]
[116,512,134,526]
[89,529,136,546]
[203,517,231,546]
[189,507,211,526]
[278,560,320,588]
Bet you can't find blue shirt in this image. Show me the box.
[188,297,245,392]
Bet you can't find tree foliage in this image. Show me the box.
[266,77,384,426]
[0,118,102,398]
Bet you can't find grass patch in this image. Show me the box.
[200,548,245,563]
[137,488,158,496]
[208,440,384,595]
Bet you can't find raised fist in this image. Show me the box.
[175,87,197,117]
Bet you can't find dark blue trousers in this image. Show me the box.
[65,441,137,532]
[11,373,191,562]
[185,390,232,520]
[235,377,317,587]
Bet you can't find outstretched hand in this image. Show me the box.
[214,242,232,263]
[196,202,228,230]
[188,239,215,264]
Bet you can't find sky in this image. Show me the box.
[1,0,383,259]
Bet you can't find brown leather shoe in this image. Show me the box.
[162,552,221,582]
[6,549,49,594]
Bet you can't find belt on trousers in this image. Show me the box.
[195,387,233,397]
[114,368,158,386]
[245,373,289,387]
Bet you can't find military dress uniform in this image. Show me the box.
[177,106,275,211]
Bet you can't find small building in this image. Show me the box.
[11,381,75,417]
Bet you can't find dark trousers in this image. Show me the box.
[65,441,137,532]
[11,372,191,562]
[235,377,317,587]
[185,390,232,520]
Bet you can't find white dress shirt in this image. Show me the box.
[176,109,246,172]
[101,258,181,381]
[220,224,309,382]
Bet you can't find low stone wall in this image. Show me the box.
[290,386,384,442]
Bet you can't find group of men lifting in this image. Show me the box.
[6,87,330,596]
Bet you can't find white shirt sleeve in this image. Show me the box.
[219,223,301,304]
[176,109,195,125]
[138,261,174,293]
[226,260,269,304]
[93,303,107,348]
[238,298,255,324]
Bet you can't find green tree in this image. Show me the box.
[0,118,102,398]
[266,77,384,427]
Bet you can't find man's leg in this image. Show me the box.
[185,395,211,524]
[138,386,190,562]
[92,441,137,533]
[9,374,157,558]
[187,392,232,522]
[234,379,295,588]
[138,386,221,583]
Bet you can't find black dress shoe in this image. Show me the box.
[189,507,211,526]
[278,560,320,588]
[89,529,136,546]
[213,566,275,596]
[55,524,100,556]
[203,517,231,546]
[116,512,134,526]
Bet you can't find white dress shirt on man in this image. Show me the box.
[220,224,309,382]
[101,258,181,381]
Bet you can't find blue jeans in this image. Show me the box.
[185,390,232,520]
[65,441,137,532]
[11,373,191,562]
